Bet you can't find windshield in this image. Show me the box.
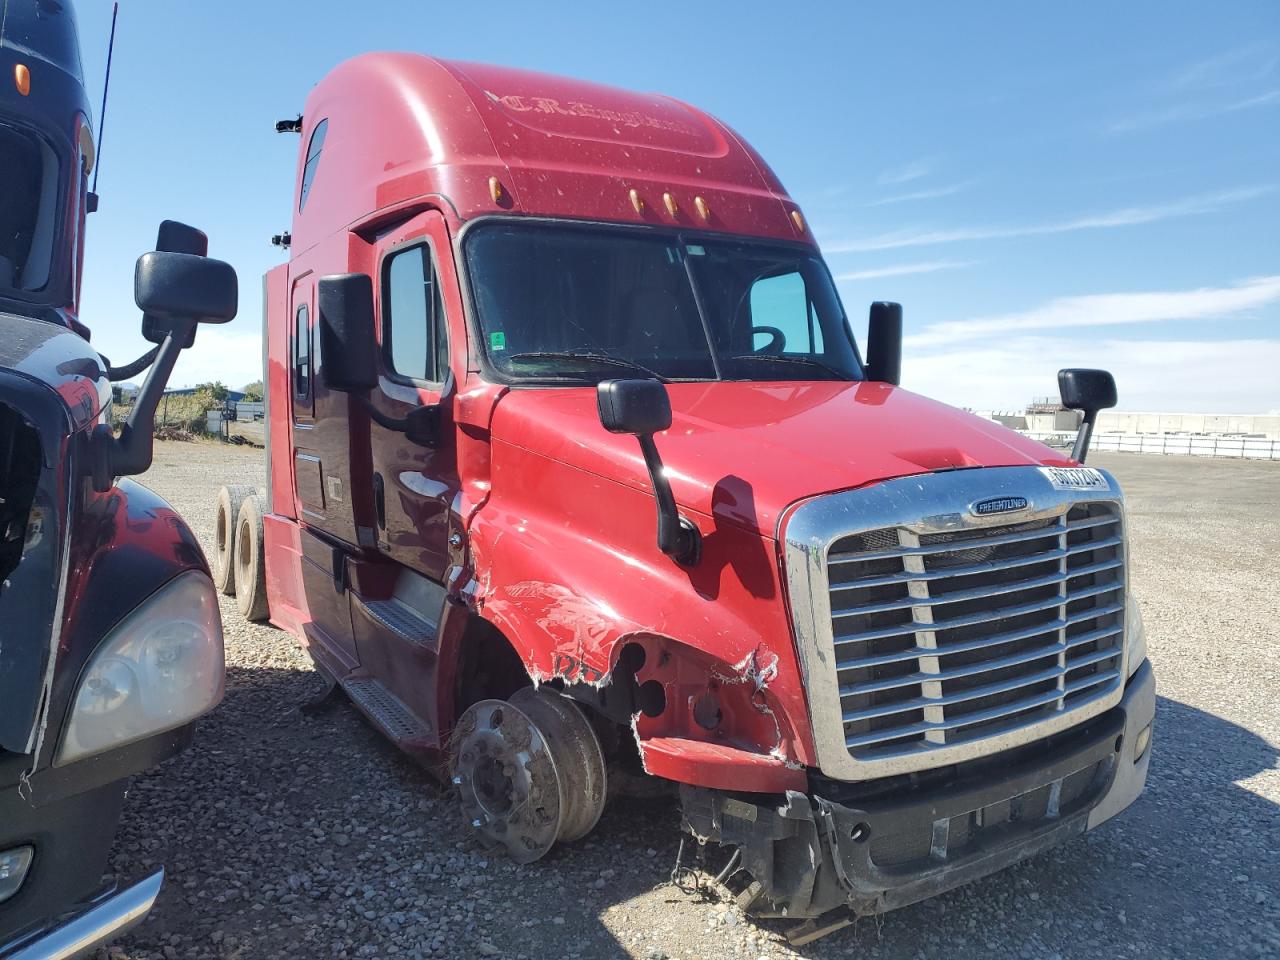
[0,121,58,292]
[464,222,864,383]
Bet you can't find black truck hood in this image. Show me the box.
[0,311,106,754]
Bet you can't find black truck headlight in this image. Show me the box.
[0,846,33,904]
[1125,595,1147,679]
[56,571,225,766]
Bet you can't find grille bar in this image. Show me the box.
[844,668,1121,749]
[836,607,1125,671]
[832,556,1124,618]
[840,628,1124,696]
[829,534,1123,592]
[828,513,1118,566]
[833,579,1123,646]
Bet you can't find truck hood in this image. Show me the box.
[489,380,1072,536]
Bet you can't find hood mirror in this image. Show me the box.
[865,301,902,385]
[597,379,700,566]
[1058,368,1117,463]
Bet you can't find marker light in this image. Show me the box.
[14,63,30,97]
[57,571,225,766]
[629,188,644,214]
[0,847,33,904]
[663,192,678,217]
[1125,595,1147,679]
[1134,723,1152,762]
[694,196,710,221]
[790,209,806,233]
[488,176,504,204]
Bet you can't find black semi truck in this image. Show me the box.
[1,2,237,955]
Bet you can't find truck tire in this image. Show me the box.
[234,495,270,622]
[213,483,256,595]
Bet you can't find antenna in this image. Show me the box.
[92,2,120,195]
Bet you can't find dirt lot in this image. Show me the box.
[102,443,1279,959]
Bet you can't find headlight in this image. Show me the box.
[57,571,225,766]
[1125,594,1147,679]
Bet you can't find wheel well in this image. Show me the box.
[454,617,532,717]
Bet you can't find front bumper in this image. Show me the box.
[1,872,162,960]
[680,660,1155,923]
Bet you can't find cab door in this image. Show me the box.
[289,266,358,667]
[367,211,459,581]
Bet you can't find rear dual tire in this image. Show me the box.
[233,495,269,622]
[213,484,256,595]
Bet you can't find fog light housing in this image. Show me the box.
[1134,723,1152,762]
[0,846,34,904]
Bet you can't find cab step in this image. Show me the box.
[358,597,438,646]
[341,676,433,746]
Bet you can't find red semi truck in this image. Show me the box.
[217,54,1154,940]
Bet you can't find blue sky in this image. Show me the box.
[74,1,1278,412]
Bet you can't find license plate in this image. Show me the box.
[1038,466,1109,491]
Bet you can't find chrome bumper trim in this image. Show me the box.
[5,870,162,960]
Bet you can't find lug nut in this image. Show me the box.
[452,775,463,785]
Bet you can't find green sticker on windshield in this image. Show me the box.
[490,331,506,352]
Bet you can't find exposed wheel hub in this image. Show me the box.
[452,688,607,863]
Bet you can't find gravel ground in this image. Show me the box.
[101,442,1279,960]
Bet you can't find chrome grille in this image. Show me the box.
[782,466,1128,780]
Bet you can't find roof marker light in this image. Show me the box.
[14,64,31,97]
[791,209,806,233]
[663,192,678,218]
[629,188,644,214]
[694,196,710,221]
[489,176,505,204]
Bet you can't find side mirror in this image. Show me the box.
[597,379,699,565]
[142,220,211,345]
[95,238,240,490]
[865,301,902,385]
[317,273,378,392]
[597,377,672,435]
[1058,368,1117,463]
[134,251,238,325]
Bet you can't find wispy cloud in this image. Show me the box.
[1109,88,1280,133]
[1171,44,1277,91]
[824,185,1274,253]
[868,181,973,207]
[905,275,1280,349]
[877,160,932,186]
[836,260,974,282]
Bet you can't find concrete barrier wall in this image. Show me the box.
[1022,431,1280,460]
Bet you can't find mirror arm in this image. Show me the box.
[92,318,197,491]
[637,434,701,565]
[1071,411,1097,463]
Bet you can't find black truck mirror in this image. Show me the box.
[865,301,902,385]
[1058,368,1117,463]
[597,377,672,435]
[317,273,378,392]
[597,379,699,565]
[141,220,212,345]
[134,252,238,325]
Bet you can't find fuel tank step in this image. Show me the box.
[357,598,438,647]
[341,676,433,745]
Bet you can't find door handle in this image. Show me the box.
[373,472,386,530]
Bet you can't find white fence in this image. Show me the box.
[1021,431,1280,461]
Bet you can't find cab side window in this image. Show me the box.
[383,245,449,384]
[749,270,823,353]
[293,303,311,402]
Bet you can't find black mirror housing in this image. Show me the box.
[1058,368,1117,413]
[597,378,672,435]
[134,251,237,324]
[317,273,378,392]
[866,301,902,385]
[1058,368,1117,464]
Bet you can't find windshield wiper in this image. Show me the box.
[506,351,670,383]
[728,354,852,380]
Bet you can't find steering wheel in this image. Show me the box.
[750,325,786,356]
